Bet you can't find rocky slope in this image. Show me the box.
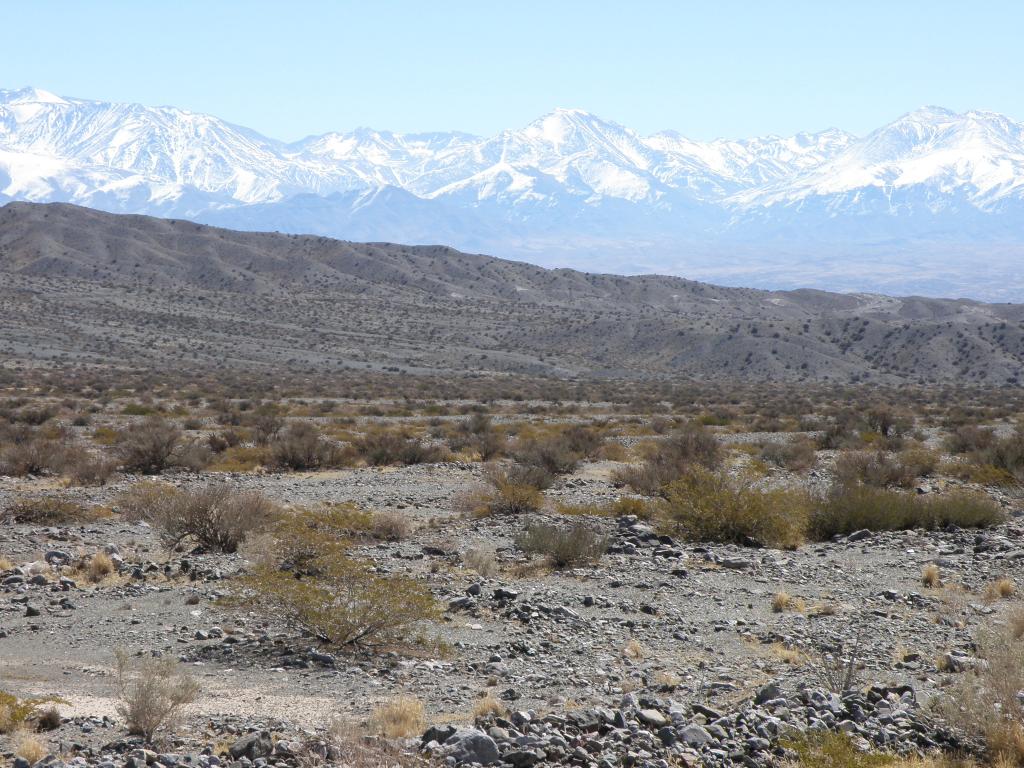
[1,202,1024,385]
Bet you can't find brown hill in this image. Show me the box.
[1,202,1023,385]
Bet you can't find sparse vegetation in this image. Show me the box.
[515,521,609,568]
[658,467,810,549]
[114,648,200,743]
[367,696,425,738]
[138,485,280,553]
[234,507,438,648]
[811,486,1005,539]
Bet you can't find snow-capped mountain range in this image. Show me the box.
[2,86,1024,300]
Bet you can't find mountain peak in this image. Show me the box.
[1,86,68,105]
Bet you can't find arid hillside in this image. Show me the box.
[2,201,1024,384]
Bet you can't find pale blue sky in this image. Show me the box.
[7,0,1022,141]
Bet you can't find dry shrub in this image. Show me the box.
[13,730,48,763]
[971,427,1024,484]
[760,439,817,471]
[658,467,810,549]
[512,436,581,477]
[369,510,412,541]
[485,462,554,492]
[984,577,1016,602]
[834,450,918,488]
[271,421,351,471]
[86,552,116,583]
[811,486,1005,539]
[3,497,93,525]
[355,429,446,466]
[367,696,424,738]
[207,445,269,472]
[116,417,181,474]
[116,481,179,522]
[947,424,996,454]
[942,461,1019,487]
[235,507,438,648]
[473,693,506,720]
[463,547,499,578]
[942,625,1024,764]
[251,407,285,445]
[623,638,645,659]
[148,485,280,553]
[114,648,200,744]
[316,722,427,768]
[476,482,543,516]
[173,439,212,472]
[900,446,939,480]
[922,563,941,588]
[63,450,116,486]
[447,414,506,460]
[613,424,721,494]
[771,591,805,613]
[0,429,67,476]
[515,522,608,568]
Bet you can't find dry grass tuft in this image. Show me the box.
[13,730,48,763]
[985,577,1017,602]
[463,547,499,578]
[922,563,942,588]
[472,693,507,720]
[87,552,116,583]
[367,696,425,738]
[623,638,645,660]
[771,591,806,613]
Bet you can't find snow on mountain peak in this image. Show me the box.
[0,87,68,105]
[3,88,1024,270]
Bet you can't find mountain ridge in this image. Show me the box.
[2,88,1024,300]
[1,201,1023,386]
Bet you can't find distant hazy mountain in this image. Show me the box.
[2,87,1023,300]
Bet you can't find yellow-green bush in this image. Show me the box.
[234,507,438,648]
[811,486,1005,539]
[658,468,810,549]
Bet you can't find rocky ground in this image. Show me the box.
[2,432,1023,768]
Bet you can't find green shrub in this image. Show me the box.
[0,691,62,734]
[271,421,350,470]
[613,424,722,495]
[658,468,810,549]
[235,507,438,648]
[811,486,1005,539]
[783,733,895,768]
[515,522,608,568]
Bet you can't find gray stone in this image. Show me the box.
[442,728,500,765]
[228,732,273,761]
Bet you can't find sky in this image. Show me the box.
[6,0,1024,141]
